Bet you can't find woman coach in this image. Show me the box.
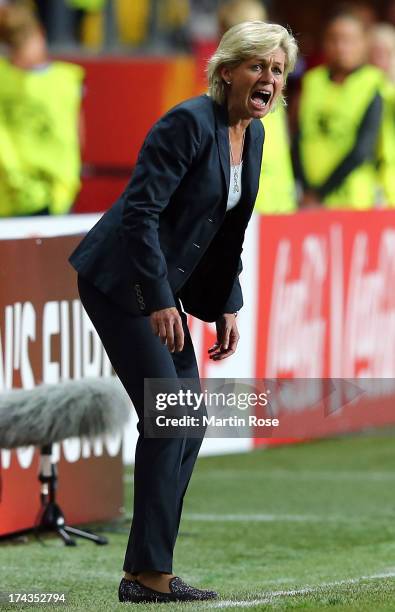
[69,21,297,604]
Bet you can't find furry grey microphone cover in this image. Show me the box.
[0,377,132,449]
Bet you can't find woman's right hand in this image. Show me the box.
[150,308,184,353]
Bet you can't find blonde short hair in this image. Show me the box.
[207,21,298,106]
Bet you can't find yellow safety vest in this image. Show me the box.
[66,0,105,10]
[0,59,84,216]
[116,0,150,46]
[377,79,395,207]
[254,104,296,214]
[158,0,190,28]
[298,64,385,209]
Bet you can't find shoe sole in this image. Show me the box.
[119,591,218,603]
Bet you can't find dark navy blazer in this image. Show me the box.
[69,94,264,322]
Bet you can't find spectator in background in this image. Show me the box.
[157,0,191,50]
[218,0,297,213]
[348,0,377,30]
[0,1,84,216]
[116,0,151,48]
[66,0,106,44]
[293,9,390,210]
[369,24,395,205]
[369,23,395,83]
[217,0,266,32]
[34,0,105,45]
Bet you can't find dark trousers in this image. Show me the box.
[77,274,204,574]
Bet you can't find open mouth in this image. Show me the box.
[250,90,271,110]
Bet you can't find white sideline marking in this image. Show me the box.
[206,570,395,608]
[183,512,384,523]
[192,469,395,482]
[184,513,326,522]
[125,469,395,484]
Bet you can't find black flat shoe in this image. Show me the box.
[118,576,218,603]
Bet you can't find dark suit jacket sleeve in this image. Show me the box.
[222,257,244,314]
[119,107,202,313]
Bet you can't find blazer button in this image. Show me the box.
[207,218,215,223]
[193,243,200,249]
[177,267,185,273]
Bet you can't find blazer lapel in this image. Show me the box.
[239,119,264,221]
[214,100,264,221]
[214,101,230,195]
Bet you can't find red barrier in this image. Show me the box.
[0,233,124,536]
[254,209,395,446]
[67,56,197,213]
[256,210,395,378]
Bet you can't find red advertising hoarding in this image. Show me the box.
[0,233,125,536]
[1,209,395,535]
[254,210,395,445]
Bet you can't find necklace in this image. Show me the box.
[229,130,246,194]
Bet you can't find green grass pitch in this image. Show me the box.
[1,428,395,610]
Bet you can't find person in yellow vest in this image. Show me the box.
[293,10,389,210]
[67,0,105,9]
[218,0,297,213]
[369,24,395,206]
[255,102,297,213]
[0,1,84,216]
[65,0,105,45]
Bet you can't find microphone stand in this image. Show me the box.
[37,444,108,546]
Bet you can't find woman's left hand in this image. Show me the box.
[208,314,239,360]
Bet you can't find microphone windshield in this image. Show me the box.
[0,377,131,449]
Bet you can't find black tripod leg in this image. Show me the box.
[57,526,77,546]
[63,525,108,545]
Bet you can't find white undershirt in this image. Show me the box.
[226,162,243,211]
